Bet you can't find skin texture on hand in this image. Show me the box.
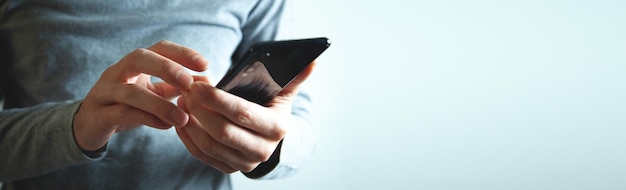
[176,62,315,173]
[72,40,208,151]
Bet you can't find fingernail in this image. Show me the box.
[170,108,189,127]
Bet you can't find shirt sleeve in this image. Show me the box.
[0,101,107,181]
[236,0,318,179]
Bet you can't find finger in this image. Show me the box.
[183,123,261,172]
[108,83,189,127]
[175,127,237,173]
[103,48,194,90]
[176,76,210,111]
[192,75,210,83]
[103,104,171,129]
[185,101,275,162]
[277,61,316,98]
[187,82,285,140]
[147,40,209,72]
[177,93,206,130]
[151,82,181,100]
[177,94,189,113]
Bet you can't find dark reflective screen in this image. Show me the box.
[216,38,330,106]
[220,61,281,105]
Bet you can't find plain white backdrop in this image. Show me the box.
[232,0,626,189]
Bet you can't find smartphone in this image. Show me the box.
[216,37,331,106]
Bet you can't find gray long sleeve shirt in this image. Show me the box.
[0,0,317,189]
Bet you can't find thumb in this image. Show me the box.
[277,61,316,98]
[178,75,210,110]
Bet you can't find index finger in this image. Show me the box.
[147,40,208,72]
[102,41,209,90]
[103,48,194,90]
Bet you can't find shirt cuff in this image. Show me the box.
[68,101,108,160]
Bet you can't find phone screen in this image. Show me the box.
[219,60,281,105]
[216,38,330,105]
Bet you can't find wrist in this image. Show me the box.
[72,105,112,151]
[72,122,111,159]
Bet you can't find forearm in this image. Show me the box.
[0,101,100,181]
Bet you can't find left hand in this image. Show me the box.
[72,40,208,151]
[176,63,315,173]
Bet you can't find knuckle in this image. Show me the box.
[119,48,150,68]
[129,48,150,60]
[203,143,218,156]
[179,45,195,56]
[156,40,172,46]
[270,124,287,141]
[157,57,176,72]
[217,126,237,144]
[264,119,286,141]
[261,147,274,161]
[234,103,253,125]
[250,147,273,162]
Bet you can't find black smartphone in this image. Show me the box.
[216,37,331,106]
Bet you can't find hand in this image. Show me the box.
[176,63,315,173]
[73,40,208,151]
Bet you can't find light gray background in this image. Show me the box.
[233,0,626,190]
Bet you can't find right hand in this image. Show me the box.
[72,40,208,151]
